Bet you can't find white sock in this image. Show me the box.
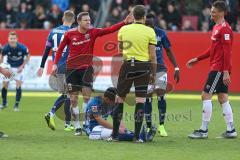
[222,101,234,131]
[200,100,212,131]
[82,102,87,113]
[82,101,89,126]
[72,106,81,129]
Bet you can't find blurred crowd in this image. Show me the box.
[0,0,239,32]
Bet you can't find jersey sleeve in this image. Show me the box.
[46,31,53,48]
[22,45,29,56]
[149,29,157,45]
[220,27,232,71]
[1,45,8,56]
[162,31,171,49]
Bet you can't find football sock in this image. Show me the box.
[134,103,144,139]
[158,96,166,125]
[222,101,234,131]
[15,87,22,107]
[82,102,88,126]
[1,87,7,105]
[144,98,152,128]
[50,94,65,115]
[72,106,81,129]
[112,103,123,138]
[64,97,71,125]
[200,100,212,131]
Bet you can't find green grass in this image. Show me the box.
[0,92,240,160]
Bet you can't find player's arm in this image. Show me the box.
[221,28,232,86]
[0,45,5,64]
[163,32,180,83]
[186,46,211,68]
[149,30,157,84]
[93,115,113,129]
[53,33,70,73]
[17,47,30,73]
[96,13,133,37]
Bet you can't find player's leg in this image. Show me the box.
[144,95,153,129]
[81,87,91,130]
[155,72,168,137]
[14,80,23,111]
[63,95,73,131]
[70,92,82,136]
[188,71,222,139]
[217,81,237,138]
[0,81,9,109]
[133,62,151,142]
[44,94,66,130]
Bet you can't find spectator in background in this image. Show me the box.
[47,4,63,28]
[0,22,7,29]
[198,6,211,30]
[81,3,95,23]
[236,20,240,32]
[182,19,194,31]
[33,4,47,28]
[3,2,17,28]
[201,21,209,32]
[16,1,34,28]
[51,0,69,11]
[163,2,181,31]
[107,7,121,25]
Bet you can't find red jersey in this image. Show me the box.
[54,21,125,69]
[197,21,233,72]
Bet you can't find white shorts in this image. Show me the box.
[148,72,167,92]
[3,68,24,82]
[89,125,112,140]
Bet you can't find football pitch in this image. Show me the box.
[0,92,240,160]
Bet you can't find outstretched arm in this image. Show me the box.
[165,48,180,83]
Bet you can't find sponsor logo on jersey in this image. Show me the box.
[224,34,230,40]
[72,39,91,46]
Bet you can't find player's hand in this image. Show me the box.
[223,71,231,86]
[186,58,198,68]
[124,13,134,24]
[149,74,156,85]
[17,65,24,73]
[174,69,180,83]
[37,68,44,77]
[52,64,57,75]
[118,127,126,134]
[0,67,12,78]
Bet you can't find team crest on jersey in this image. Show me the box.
[85,34,90,39]
[73,37,77,41]
[156,36,162,42]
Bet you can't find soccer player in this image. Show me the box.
[144,13,180,137]
[37,10,75,131]
[0,31,30,112]
[187,1,237,139]
[52,12,133,136]
[110,5,157,143]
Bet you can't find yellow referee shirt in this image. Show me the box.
[118,23,157,61]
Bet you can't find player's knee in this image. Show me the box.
[201,92,212,101]
[70,96,78,106]
[116,96,125,103]
[218,94,228,104]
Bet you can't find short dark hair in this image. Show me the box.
[77,12,89,21]
[104,87,117,101]
[63,10,75,22]
[212,0,227,12]
[8,31,18,37]
[146,13,155,28]
[133,5,146,20]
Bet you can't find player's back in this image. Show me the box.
[48,25,71,64]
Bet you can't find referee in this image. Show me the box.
[110,5,157,142]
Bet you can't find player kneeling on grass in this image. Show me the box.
[86,87,156,142]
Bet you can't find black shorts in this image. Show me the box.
[203,71,228,94]
[117,60,151,97]
[66,66,93,93]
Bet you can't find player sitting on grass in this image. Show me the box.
[86,87,156,142]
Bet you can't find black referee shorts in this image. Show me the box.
[117,60,151,97]
[203,71,228,94]
[66,66,93,93]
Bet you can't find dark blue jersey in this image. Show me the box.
[155,27,171,72]
[2,43,29,68]
[86,96,112,131]
[46,25,70,68]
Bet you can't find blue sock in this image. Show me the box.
[158,96,166,125]
[144,97,152,128]
[64,97,71,125]
[15,87,22,107]
[1,87,7,105]
[50,94,65,115]
[118,130,134,141]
